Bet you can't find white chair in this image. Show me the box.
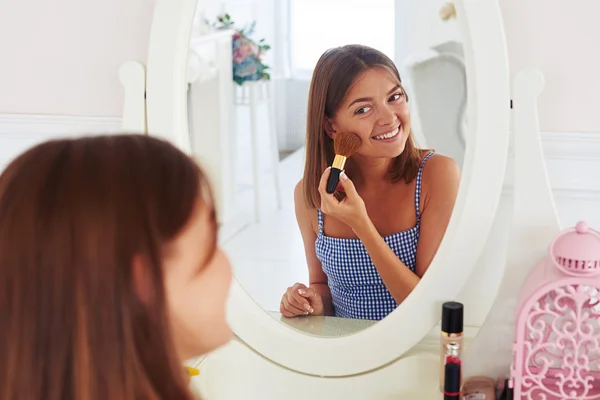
[402,41,468,166]
[233,80,282,223]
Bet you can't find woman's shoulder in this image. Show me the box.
[294,178,308,211]
[294,179,318,213]
[421,152,461,192]
[294,178,304,198]
[423,152,459,170]
[294,178,320,233]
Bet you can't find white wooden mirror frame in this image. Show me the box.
[120,0,510,377]
[189,68,553,400]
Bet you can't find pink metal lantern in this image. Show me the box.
[510,221,600,399]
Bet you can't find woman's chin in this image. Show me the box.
[373,131,408,159]
[209,324,234,352]
[181,323,233,360]
[383,141,407,159]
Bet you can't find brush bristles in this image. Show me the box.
[333,132,362,157]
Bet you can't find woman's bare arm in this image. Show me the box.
[414,155,461,277]
[353,154,460,304]
[294,180,334,316]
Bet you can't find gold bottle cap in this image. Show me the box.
[441,331,463,338]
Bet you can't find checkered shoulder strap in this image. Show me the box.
[317,209,324,235]
[415,151,435,221]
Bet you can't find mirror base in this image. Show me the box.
[194,325,479,400]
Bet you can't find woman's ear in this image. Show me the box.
[323,118,336,139]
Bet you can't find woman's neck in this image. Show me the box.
[345,156,393,190]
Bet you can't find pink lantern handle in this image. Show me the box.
[549,221,600,277]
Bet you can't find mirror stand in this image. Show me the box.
[118,60,147,134]
[463,69,561,378]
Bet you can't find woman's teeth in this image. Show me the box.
[373,127,400,140]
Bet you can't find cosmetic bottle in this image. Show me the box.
[440,301,464,391]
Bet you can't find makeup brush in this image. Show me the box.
[326,132,362,194]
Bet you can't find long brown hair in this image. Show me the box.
[0,134,216,400]
[303,44,426,209]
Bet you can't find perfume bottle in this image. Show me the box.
[440,301,464,391]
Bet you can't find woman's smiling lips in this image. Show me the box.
[371,125,401,142]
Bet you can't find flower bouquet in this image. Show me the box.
[212,14,271,86]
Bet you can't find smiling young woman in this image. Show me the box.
[280,44,461,321]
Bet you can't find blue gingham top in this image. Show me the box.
[315,151,434,320]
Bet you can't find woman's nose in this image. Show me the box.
[376,105,397,126]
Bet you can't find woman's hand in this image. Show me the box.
[280,283,324,318]
[318,168,368,232]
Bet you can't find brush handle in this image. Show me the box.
[326,167,342,194]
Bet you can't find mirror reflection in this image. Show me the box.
[187,0,466,336]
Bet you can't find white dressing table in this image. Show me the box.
[120,0,566,398]
[193,325,481,400]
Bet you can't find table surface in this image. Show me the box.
[268,310,388,337]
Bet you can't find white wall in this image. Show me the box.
[0,0,156,117]
[1,0,598,224]
[1,0,598,133]
[0,0,278,118]
[395,0,600,134]
[501,0,600,133]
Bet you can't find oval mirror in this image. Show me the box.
[145,0,509,376]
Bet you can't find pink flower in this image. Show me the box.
[233,40,258,63]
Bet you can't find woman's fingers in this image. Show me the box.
[317,167,331,196]
[289,288,313,313]
[318,168,345,213]
[284,293,308,314]
[280,305,297,318]
[337,171,358,198]
[299,287,323,314]
[298,286,317,299]
[280,284,313,317]
[281,297,304,317]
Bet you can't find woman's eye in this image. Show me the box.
[355,106,372,115]
[389,93,405,102]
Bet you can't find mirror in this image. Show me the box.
[145,0,509,376]
[185,0,467,337]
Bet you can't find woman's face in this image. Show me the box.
[328,67,411,159]
[163,199,233,361]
